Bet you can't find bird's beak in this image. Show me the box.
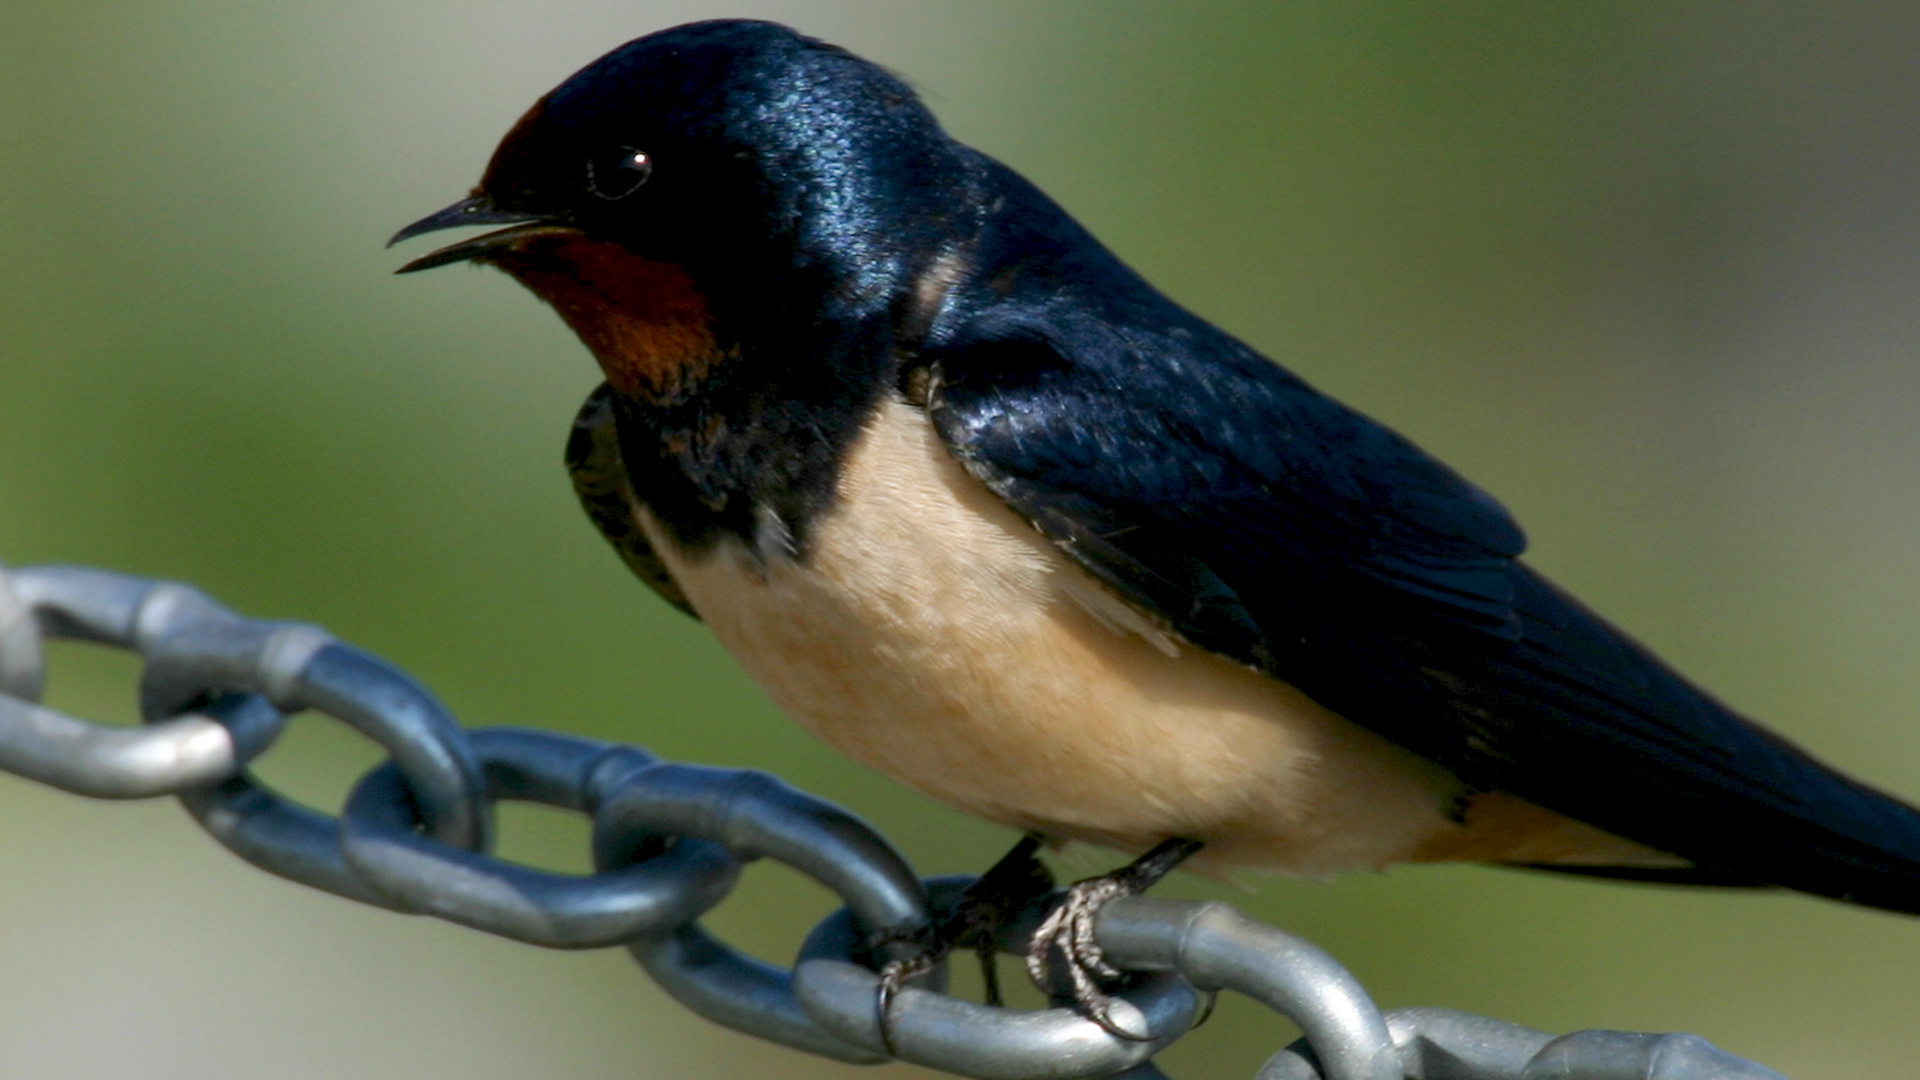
[388,194,565,274]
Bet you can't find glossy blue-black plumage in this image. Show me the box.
[928,160,1527,651]
[475,22,985,554]
[412,19,1920,913]
[923,156,1920,909]
[481,20,971,324]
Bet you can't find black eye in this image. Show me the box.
[587,148,653,200]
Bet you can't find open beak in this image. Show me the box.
[388,195,568,274]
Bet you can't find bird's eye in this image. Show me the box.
[587,148,653,200]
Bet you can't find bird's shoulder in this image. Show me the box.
[917,187,1527,669]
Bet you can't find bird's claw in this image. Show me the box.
[1024,875,1145,1038]
[873,934,941,1056]
[870,834,1057,1055]
[871,836,1201,1050]
[1021,837,1204,1041]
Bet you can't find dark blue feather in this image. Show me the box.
[926,156,1920,909]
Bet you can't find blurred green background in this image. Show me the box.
[4,3,1919,1077]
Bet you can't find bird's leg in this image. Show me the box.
[872,833,1057,1053]
[1026,837,1205,1040]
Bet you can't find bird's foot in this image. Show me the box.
[1024,837,1204,1040]
[872,833,1057,1054]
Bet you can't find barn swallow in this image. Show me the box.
[393,18,1920,1026]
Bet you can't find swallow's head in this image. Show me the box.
[393,20,973,400]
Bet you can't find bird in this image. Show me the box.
[391,16,1920,1026]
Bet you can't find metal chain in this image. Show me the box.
[0,560,1790,1080]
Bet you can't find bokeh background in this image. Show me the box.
[4,3,1920,1077]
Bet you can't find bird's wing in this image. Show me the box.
[568,383,699,619]
[924,316,1527,666]
[924,319,1920,908]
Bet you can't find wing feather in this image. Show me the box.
[924,319,1920,909]
[567,383,699,619]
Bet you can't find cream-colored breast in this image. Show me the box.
[642,395,1668,875]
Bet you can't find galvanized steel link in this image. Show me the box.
[339,729,741,946]
[0,560,1793,1080]
[793,877,1208,1078]
[0,567,286,798]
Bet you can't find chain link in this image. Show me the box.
[0,560,1791,1080]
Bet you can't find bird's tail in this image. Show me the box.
[1443,567,1920,915]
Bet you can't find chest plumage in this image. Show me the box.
[636,395,1662,874]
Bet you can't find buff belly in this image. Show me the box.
[641,395,1670,875]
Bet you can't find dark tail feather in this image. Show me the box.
[1517,864,1774,889]
[1441,566,1920,916]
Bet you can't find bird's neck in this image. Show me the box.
[601,310,898,561]
[490,232,728,405]
[493,223,972,561]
